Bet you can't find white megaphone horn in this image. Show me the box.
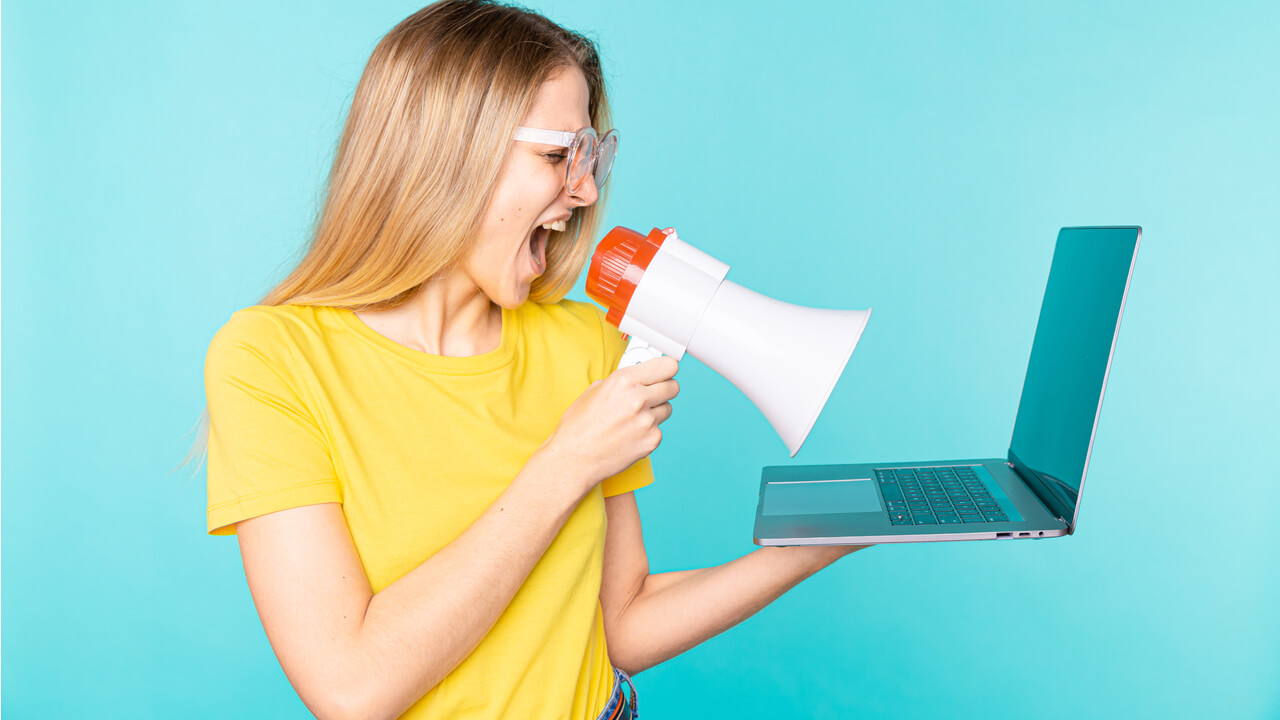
[586,226,871,458]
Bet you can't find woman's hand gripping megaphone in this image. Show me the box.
[541,354,679,495]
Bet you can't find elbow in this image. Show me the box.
[307,690,361,720]
[292,641,399,720]
[605,618,649,678]
[305,678,390,720]
[325,675,425,720]
[318,692,383,720]
[614,660,643,678]
[612,654,647,679]
[606,643,647,679]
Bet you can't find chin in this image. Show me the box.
[494,287,528,309]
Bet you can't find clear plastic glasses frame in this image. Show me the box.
[513,126,619,195]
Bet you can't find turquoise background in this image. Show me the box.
[5,1,1278,717]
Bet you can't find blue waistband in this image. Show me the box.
[594,666,639,720]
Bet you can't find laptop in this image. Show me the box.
[753,226,1141,545]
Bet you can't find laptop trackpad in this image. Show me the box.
[762,479,882,516]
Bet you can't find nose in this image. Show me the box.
[566,174,600,207]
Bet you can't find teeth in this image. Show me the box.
[539,219,567,232]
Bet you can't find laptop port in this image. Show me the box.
[1019,532,1030,536]
[996,532,1012,537]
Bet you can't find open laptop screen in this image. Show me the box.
[1008,226,1140,527]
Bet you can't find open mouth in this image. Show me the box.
[528,225,548,274]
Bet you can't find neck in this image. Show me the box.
[355,270,502,357]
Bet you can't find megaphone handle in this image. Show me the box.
[618,334,665,370]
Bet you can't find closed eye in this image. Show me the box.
[545,152,568,163]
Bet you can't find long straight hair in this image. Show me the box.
[178,0,614,475]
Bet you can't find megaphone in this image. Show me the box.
[586,226,871,458]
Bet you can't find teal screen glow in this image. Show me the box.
[1009,227,1140,520]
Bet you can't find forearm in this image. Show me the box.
[609,544,869,675]
[345,447,588,720]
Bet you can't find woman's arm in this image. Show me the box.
[600,494,867,676]
[236,445,588,720]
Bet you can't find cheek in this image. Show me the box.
[487,158,562,227]
[512,154,565,198]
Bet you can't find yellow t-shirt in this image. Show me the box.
[204,298,653,719]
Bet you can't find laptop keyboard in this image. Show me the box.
[874,466,1009,525]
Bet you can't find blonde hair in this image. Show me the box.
[177,0,614,476]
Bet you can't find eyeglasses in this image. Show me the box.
[513,126,618,195]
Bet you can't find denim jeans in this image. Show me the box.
[592,666,638,720]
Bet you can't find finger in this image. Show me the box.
[620,355,679,386]
[644,378,680,408]
[652,401,673,424]
[662,377,680,402]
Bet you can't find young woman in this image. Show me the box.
[194,2,866,718]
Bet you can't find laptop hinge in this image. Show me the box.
[1006,450,1073,528]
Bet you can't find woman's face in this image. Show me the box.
[466,65,599,308]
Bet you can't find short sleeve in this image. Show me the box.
[204,309,341,536]
[592,304,657,497]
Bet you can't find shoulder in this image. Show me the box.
[518,298,623,380]
[518,297,606,331]
[517,298,613,351]
[206,304,328,378]
[210,304,329,349]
